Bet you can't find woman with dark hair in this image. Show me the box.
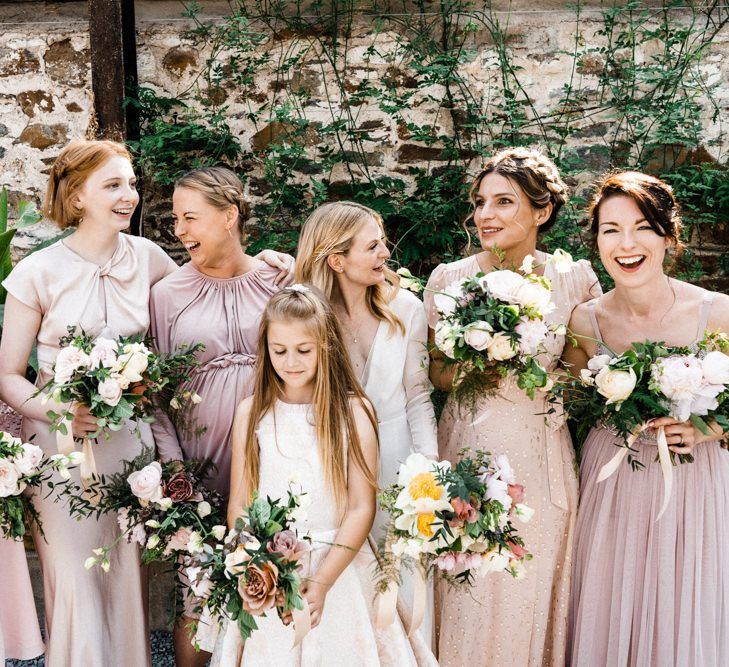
[565,171,729,665]
[425,147,601,666]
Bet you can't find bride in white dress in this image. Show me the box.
[296,202,439,644]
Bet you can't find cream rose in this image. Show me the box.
[54,345,91,384]
[127,461,163,502]
[0,459,21,497]
[98,377,123,407]
[463,321,493,351]
[487,333,517,361]
[480,270,525,302]
[434,321,458,359]
[118,343,150,382]
[12,442,44,476]
[595,366,637,405]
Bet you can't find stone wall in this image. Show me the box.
[1,1,727,285]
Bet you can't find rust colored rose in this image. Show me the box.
[166,472,194,502]
[238,561,279,616]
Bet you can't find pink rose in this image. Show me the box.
[266,530,306,561]
[239,561,279,616]
[507,484,526,505]
[451,496,479,524]
[508,541,528,559]
[127,461,163,503]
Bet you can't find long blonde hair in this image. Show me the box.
[241,286,379,509]
[295,201,404,335]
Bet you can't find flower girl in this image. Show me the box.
[214,285,436,666]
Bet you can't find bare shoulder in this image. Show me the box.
[235,395,255,420]
[349,395,377,431]
[568,300,595,338]
[708,290,729,331]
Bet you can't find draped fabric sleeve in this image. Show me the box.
[577,258,603,301]
[1,252,44,313]
[400,293,439,458]
[423,263,448,330]
[148,278,185,462]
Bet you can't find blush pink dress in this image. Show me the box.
[568,294,729,666]
[424,251,601,667]
[149,261,281,495]
[2,233,176,667]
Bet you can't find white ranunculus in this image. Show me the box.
[98,377,123,407]
[197,501,212,518]
[0,459,20,497]
[480,270,526,302]
[515,318,549,356]
[463,321,493,351]
[89,337,119,369]
[550,248,574,274]
[702,351,729,386]
[587,354,612,373]
[511,280,553,313]
[433,279,465,317]
[54,345,91,385]
[211,525,227,541]
[514,503,535,523]
[434,321,459,359]
[520,254,535,274]
[595,366,637,405]
[127,461,163,502]
[487,332,517,361]
[118,343,150,382]
[12,442,43,476]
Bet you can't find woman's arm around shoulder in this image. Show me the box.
[227,395,255,529]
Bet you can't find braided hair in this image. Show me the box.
[174,166,251,237]
[467,147,568,236]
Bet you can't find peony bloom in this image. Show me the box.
[651,355,703,421]
[702,350,729,386]
[487,333,517,361]
[515,318,548,356]
[434,321,459,359]
[595,366,637,406]
[98,377,123,407]
[463,321,493,351]
[127,461,164,503]
[54,345,91,385]
[0,459,21,497]
[511,280,553,314]
[88,337,118,369]
[239,561,279,615]
[480,270,526,302]
[12,442,43,476]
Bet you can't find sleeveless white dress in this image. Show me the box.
[211,401,437,667]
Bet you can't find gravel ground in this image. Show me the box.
[5,631,177,667]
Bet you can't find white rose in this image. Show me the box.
[550,248,574,274]
[514,503,535,523]
[433,279,464,317]
[511,280,553,313]
[595,367,637,405]
[127,461,163,502]
[702,351,729,386]
[118,344,150,382]
[111,372,131,391]
[434,321,458,359]
[12,442,44,476]
[587,354,612,372]
[480,270,526,302]
[0,459,20,497]
[487,333,517,361]
[98,377,123,407]
[515,318,549,356]
[53,345,91,385]
[197,501,212,518]
[463,321,493,351]
[211,525,227,541]
[89,337,118,369]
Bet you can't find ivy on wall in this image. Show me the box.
[129,0,729,283]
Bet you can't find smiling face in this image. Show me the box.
[267,318,319,397]
[74,155,139,230]
[172,186,239,269]
[472,173,550,256]
[597,195,670,286]
[328,216,390,287]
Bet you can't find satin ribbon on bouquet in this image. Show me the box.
[374,553,428,636]
[56,409,99,503]
[597,424,673,520]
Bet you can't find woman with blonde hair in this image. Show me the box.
[296,201,438,644]
[424,147,601,665]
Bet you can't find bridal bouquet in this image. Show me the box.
[57,450,224,570]
[0,431,83,539]
[185,489,309,643]
[376,451,532,611]
[38,327,203,440]
[565,332,729,517]
[431,252,573,406]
